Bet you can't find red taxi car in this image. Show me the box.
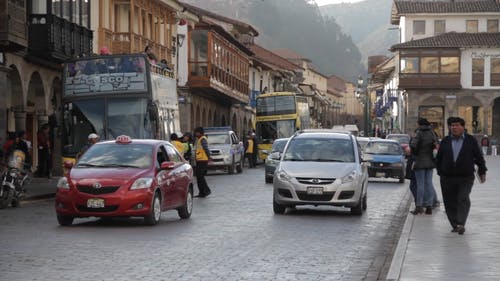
[55,136,193,226]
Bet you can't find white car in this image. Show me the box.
[272,130,368,215]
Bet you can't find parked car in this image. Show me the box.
[386,134,411,155]
[55,136,194,226]
[264,138,289,183]
[364,139,406,183]
[356,137,371,152]
[204,127,244,174]
[272,130,368,215]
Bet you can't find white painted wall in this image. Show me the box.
[401,14,500,43]
[461,48,500,89]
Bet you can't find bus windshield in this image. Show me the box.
[62,97,155,156]
[256,95,296,116]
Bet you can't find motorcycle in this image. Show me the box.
[0,150,30,208]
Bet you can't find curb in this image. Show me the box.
[23,193,56,201]
[386,203,415,281]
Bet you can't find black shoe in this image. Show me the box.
[205,190,211,197]
[194,194,206,198]
[425,207,432,215]
[432,201,440,208]
[451,228,458,233]
[456,225,465,235]
[411,206,424,215]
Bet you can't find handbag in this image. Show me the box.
[405,156,414,179]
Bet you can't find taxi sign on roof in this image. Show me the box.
[116,135,132,144]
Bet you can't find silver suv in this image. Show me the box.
[204,127,244,174]
[272,129,368,215]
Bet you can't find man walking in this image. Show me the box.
[436,117,487,235]
[193,127,211,198]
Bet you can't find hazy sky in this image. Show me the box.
[315,0,365,6]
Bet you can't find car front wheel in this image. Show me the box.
[177,186,193,219]
[144,193,161,225]
[350,194,364,216]
[57,214,74,226]
[273,199,286,214]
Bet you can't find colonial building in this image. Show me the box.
[1,0,92,175]
[389,0,500,137]
[179,3,257,136]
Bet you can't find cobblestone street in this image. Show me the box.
[0,166,410,281]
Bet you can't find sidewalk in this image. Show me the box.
[23,176,59,200]
[387,155,500,281]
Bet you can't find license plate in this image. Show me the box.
[376,172,386,177]
[87,198,105,208]
[307,187,324,195]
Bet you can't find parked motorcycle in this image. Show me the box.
[0,150,30,208]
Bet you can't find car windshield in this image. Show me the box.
[387,135,410,144]
[365,142,402,155]
[206,133,229,145]
[77,143,153,168]
[272,139,288,153]
[283,137,355,162]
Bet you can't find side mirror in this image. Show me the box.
[269,152,281,160]
[160,161,175,170]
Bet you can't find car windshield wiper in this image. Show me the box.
[76,163,105,168]
[313,159,346,162]
[105,164,142,168]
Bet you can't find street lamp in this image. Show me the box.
[356,75,370,137]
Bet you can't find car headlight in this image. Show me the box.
[341,170,358,184]
[276,170,292,182]
[130,178,153,190]
[57,177,70,190]
[266,158,277,165]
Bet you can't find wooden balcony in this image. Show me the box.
[0,0,27,50]
[28,15,92,62]
[98,28,173,63]
[188,62,249,104]
[399,73,461,89]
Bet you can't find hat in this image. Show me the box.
[88,133,99,139]
[417,117,430,126]
[100,46,110,55]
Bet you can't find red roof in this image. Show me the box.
[272,48,311,62]
[248,44,303,72]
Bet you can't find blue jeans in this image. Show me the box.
[414,168,435,207]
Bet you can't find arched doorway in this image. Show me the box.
[7,65,24,133]
[195,105,200,127]
[202,108,207,127]
[213,110,218,126]
[208,109,212,127]
[457,96,483,135]
[232,113,237,133]
[492,97,500,139]
[221,114,226,126]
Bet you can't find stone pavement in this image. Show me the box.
[387,155,500,281]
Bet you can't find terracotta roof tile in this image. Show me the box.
[391,32,500,51]
[248,44,303,72]
[394,0,500,14]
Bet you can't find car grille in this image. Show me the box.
[296,191,335,201]
[77,185,120,195]
[372,162,390,167]
[76,205,119,212]
[295,178,335,185]
[210,150,221,155]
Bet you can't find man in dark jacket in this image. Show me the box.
[436,117,487,235]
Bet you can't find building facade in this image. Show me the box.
[390,0,500,138]
[1,0,92,175]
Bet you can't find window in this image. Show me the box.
[165,145,182,162]
[434,20,445,35]
[487,19,499,33]
[440,57,459,73]
[400,57,419,73]
[421,57,439,73]
[413,20,425,35]
[491,58,500,86]
[466,20,478,33]
[472,58,484,86]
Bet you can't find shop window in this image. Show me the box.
[421,57,439,73]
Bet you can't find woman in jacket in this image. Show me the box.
[410,118,439,215]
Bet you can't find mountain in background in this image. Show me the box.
[182,0,364,82]
[320,0,398,63]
